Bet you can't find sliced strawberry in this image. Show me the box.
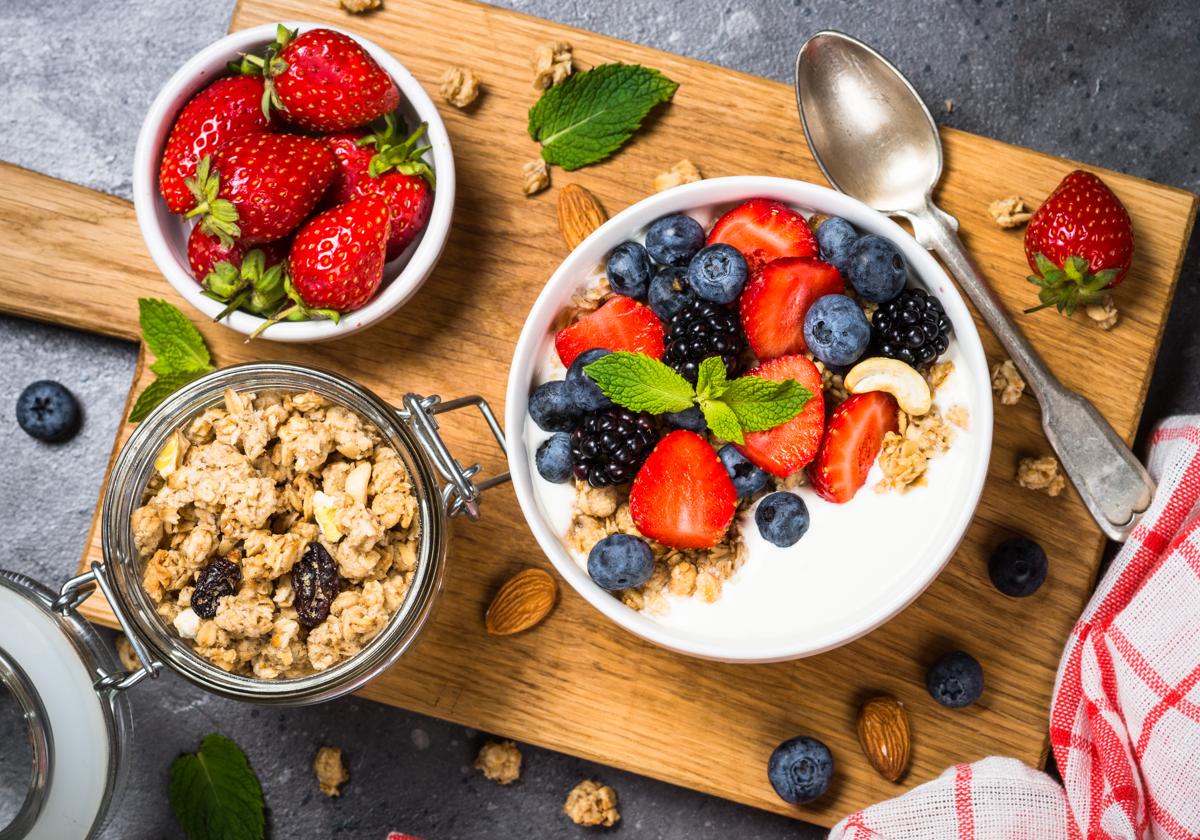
[630,430,737,550]
[707,198,818,272]
[808,391,899,503]
[739,257,844,359]
[736,355,825,477]
[554,296,665,367]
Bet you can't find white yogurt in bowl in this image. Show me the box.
[506,177,992,662]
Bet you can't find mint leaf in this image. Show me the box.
[694,356,728,404]
[528,63,678,171]
[170,734,264,840]
[699,398,744,444]
[129,371,204,423]
[139,298,213,375]
[722,376,811,432]
[584,351,694,413]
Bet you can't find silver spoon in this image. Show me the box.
[794,30,1154,542]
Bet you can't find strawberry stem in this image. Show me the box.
[1025,252,1117,316]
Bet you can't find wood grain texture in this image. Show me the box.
[0,0,1194,825]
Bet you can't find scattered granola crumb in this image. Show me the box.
[338,0,381,11]
[653,159,703,193]
[1017,456,1066,497]
[876,410,955,493]
[531,40,573,89]
[475,739,522,785]
[695,569,721,603]
[925,360,955,394]
[990,359,1026,405]
[522,158,550,196]
[439,66,482,108]
[564,779,620,828]
[668,561,697,597]
[115,634,141,672]
[1085,295,1119,330]
[988,196,1033,229]
[568,275,612,315]
[946,404,970,429]
[313,746,350,797]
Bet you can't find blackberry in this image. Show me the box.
[662,298,746,383]
[871,288,952,368]
[571,409,659,487]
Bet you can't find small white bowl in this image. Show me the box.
[506,176,993,663]
[132,21,455,342]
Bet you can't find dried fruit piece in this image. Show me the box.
[154,430,188,477]
[190,556,242,619]
[293,542,340,628]
[557,183,608,249]
[485,568,558,635]
[856,696,911,782]
[313,746,350,796]
[312,491,344,543]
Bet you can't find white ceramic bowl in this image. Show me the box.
[132,21,455,342]
[506,176,993,663]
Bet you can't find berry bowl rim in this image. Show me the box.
[131,21,455,343]
[505,175,994,663]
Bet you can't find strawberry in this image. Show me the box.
[186,226,286,283]
[1024,169,1135,314]
[323,130,374,206]
[736,355,825,477]
[808,391,899,503]
[707,198,818,272]
[158,76,274,215]
[237,26,400,132]
[630,430,737,550]
[554,296,665,367]
[186,133,336,247]
[289,194,391,312]
[739,257,844,359]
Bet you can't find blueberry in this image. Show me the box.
[587,534,655,591]
[687,243,748,304]
[814,216,858,274]
[565,348,612,412]
[754,492,810,547]
[528,380,579,432]
[606,241,653,299]
[16,380,80,442]
[803,294,871,367]
[645,213,705,267]
[535,433,573,483]
[846,234,907,303]
[926,651,984,708]
[665,405,707,433]
[767,736,833,805]
[988,536,1047,597]
[718,445,770,499]
[648,266,697,322]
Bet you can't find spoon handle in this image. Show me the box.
[906,201,1154,542]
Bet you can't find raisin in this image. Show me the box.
[190,557,242,619]
[294,542,339,628]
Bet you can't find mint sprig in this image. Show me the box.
[528,63,679,171]
[130,298,215,422]
[585,352,811,445]
[170,733,264,840]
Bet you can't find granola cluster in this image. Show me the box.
[563,780,620,828]
[475,739,522,785]
[439,65,482,108]
[313,746,350,797]
[990,359,1026,405]
[531,40,573,90]
[132,389,420,679]
[653,159,703,192]
[1017,455,1066,496]
[875,362,967,494]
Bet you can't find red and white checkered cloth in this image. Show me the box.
[831,417,1200,840]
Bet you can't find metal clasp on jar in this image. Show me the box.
[399,394,510,520]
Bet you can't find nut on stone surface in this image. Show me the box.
[557,184,608,250]
[856,696,911,782]
[486,568,557,635]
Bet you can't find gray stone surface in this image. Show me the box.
[0,0,1197,837]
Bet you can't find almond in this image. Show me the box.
[557,184,608,250]
[486,568,558,635]
[856,696,911,782]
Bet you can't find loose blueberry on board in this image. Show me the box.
[16,380,81,442]
[645,213,706,267]
[814,216,858,274]
[606,241,653,299]
[718,444,770,499]
[528,380,579,432]
[872,288,952,368]
[535,433,574,483]
[846,234,908,303]
[926,651,984,708]
[648,266,697,322]
[767,736,834,805]
[687,243,748,304]
[754,492,810,547]
[988,536,1048,597]
[665,405,707,433]
[587,533,656,591]
[803,294,872,367]
[565,348,613,412]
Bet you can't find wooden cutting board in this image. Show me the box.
[0,0,1194,826]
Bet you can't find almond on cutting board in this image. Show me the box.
[485,568,558,635]
[557,184,608,250]
[856,696,911,782]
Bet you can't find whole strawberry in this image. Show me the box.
[158,76,274,214]
[186,133,336,246]
[186,226,286,282]
[289,194,391,312]
[1024,170,1134,314]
